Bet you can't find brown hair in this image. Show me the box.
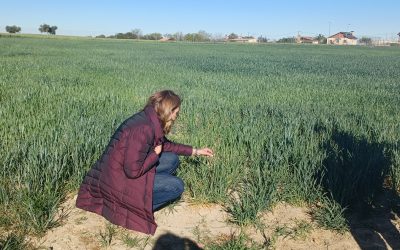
[146,90,181,134]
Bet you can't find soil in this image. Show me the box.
[35,194,400,250]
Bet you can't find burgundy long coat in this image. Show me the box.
[76,105,192,235]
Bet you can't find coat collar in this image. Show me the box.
[144,105,164,142]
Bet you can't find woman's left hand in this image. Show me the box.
[154,144,163,155]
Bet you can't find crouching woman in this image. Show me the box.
[76,90,213,235]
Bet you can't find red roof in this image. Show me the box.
[328,32,357,40]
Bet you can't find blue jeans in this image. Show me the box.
[153,152,184,211]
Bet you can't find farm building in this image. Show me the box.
[227,36,257,43]
[159,37,176,42]
[296,36,319,44]
[327,32,358,45]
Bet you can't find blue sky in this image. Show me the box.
[1,0,399,40]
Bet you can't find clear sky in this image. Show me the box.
[1,0,399,40]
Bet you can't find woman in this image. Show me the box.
[76,90,213,235]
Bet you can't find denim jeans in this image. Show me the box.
[152,152,184,211]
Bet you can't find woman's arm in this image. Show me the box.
[163,137,214,157]
[162,137,193,156]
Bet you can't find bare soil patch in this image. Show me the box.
[35,195,400,249]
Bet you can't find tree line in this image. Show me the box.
[96,29,216,42]
[97,30,271,43]
[1,25,323,43]
[3,24,382,45]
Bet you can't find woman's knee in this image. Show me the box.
[158,152,180,174]
[171,177,184,196]
[167,152,180,168]
[154,174,184,196]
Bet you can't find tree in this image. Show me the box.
[359,37,372,45]
[49,26,58,35]
[184,33,195,42]
[211,33,225,42]
[183,30,211,42]
[314,34,327,44]
[277,37,296,43]
[39,24,50,33]
[111,31,139,39]
[38,24,57,35]
[142,33,162,40]
[5,25,21,33]
[131,28,142,39]
[257,36,268,43]
[172,32,184,41]
[228,33,238,39]
[197,30,211,41]
[115,33,127,39]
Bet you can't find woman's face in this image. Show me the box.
[170,106,180,121]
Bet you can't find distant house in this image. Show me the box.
[159,37,175,42]
[327,32,357,45]
[296,36,318,44]
[227,36,257,43]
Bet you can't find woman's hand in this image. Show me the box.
[154,144,162,155]
[194,147,214,157]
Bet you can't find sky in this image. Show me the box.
[1,0,399,40]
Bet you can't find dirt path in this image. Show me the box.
[35,194,400,249]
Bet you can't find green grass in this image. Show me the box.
[0,36,399,241]
[206,232,260,250]
[312,197,348,233]
[97,223,117,247]
[0,231,32,250]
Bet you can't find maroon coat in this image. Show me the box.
[76,105,192,235]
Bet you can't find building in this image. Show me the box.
[327,32,357,45]
[159,37,175,42]
[227,36,257,43]
[296,36,319,44]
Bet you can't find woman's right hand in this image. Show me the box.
[154,144,162,155]
[196,147,214,157]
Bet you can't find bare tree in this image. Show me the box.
[173,32,184,41]
[132,29,142,39]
